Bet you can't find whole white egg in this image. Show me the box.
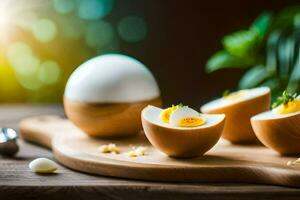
[64,54,162,137]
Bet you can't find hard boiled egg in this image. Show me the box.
[251,91,300,155]
[141,105,225,158]
[201,87,270,143]
[64,54,162,137]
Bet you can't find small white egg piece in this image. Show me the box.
[29,158,58,173]
[170,107,205,127]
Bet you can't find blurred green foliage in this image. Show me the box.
[206,6,300,100]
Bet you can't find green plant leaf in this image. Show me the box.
[266,31,281,74]
[287,49,300,93]
[205,51,248,72]
[271,6,300,30]
[272,90,297,108]
[277,33,295,79]
[222,30,259,57]
[250,12,272,39]
[294,14,300,28]
[238,65,270,89]
[260,78,280,90]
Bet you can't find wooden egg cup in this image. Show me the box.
[64,97,162,137]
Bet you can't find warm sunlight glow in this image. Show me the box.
[0,0,13,43]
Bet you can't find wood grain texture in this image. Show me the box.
[19,114,300,188]
[2,105,300,200]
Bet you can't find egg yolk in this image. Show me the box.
[177,116,206,127]
[160,105,179,123]
[273,99,300,114]
[223,90,247,101]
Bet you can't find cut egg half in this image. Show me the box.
[201,87,271,143]
[251,96,300,155]
[141,105,225,158]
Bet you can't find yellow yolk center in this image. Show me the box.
[223,90,247,101]
[273,99,300,114]
[160,105,178,123]
[177,116,206,127]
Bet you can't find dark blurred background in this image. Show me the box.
[0,0,299,107]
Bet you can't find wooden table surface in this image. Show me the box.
[1,105,300,200]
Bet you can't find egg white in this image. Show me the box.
[201,87,270,112]
[169,107,202,127]
[252,109,300,121]
[65,54,160,103]
[142,106,225,130]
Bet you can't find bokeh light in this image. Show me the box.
[16,73,43,91]
[85,21,114,49]
[53,0,75,14]
[117,16,147,43]
[37,60,61,85]
[15,12,39,31]
[60,17,86,40]
[32,18,57,42]
[78,0,114,20]
[0,0,146,102]
[6,42,33,61]
[6,42,40,76]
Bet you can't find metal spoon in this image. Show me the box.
[0,128,19,156]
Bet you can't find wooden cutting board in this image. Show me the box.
[19,115,300,187]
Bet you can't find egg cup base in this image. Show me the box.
[64,97,162,138]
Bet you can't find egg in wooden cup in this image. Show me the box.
[142,104,225,158]
[64,54,162,138]
[201,87,271,144]
[251,91,300,155]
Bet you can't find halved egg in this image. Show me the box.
[251,93,300,155]
[201,87,270,143]
[141,105,225,158]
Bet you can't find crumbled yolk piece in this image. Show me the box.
[127,146,146,157]
[177,116,206,127]
[160,105,179,123]
[223,90,247,101]
[99,143,120,154]
[273,99,300,114]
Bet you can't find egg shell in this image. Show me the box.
[142,106,225,158]
[251,110,300,155]
[29,158,58,173]
[64,54,162,137]
[201,87,270,144]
